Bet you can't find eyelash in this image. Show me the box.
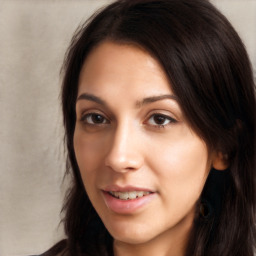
[80,113,109,125]
[146,113,177,129]
[80,112,177,128]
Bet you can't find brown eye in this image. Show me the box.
[153,115,166,125]
[91,114,105,123]
[147,114,177,127]
[81,113,108,124]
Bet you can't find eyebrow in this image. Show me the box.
[136,94,178,107]
[77,93,107,105]
[76,93,178,108]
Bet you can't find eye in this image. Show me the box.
[81,113,109,125]
[147,113,177,128]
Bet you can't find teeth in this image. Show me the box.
[128,191,137,199]
[109,191,151,200]
[137,191,144,198]
[119,192,128,200]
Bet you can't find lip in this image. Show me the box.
[101,185,156,214]
[103,184,154,192]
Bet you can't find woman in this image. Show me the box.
[43,0,256,255]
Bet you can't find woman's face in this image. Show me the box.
[74,41,213,248]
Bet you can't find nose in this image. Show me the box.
[104,123,144,173]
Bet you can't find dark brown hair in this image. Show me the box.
[45,0,256,255]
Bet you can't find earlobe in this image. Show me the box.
[212,152,229,170]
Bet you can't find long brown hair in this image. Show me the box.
[46,0,256,255]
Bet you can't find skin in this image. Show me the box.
[74,41,224,256]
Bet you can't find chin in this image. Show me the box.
[111,230,153,245]
[104,218,160,245]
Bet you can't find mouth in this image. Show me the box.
[102,187,156,214]
[108,191,152,200]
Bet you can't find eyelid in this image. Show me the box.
[144,112,178,128]
[78,107,108,118]
[79,110,110,124]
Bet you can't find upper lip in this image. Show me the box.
[103,184,155,192]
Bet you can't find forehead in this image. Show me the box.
[78,41,173,97]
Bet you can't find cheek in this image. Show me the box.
[159,141,209,178]
[148,130,210,206]
[73,128,105,180]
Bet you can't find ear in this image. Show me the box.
[212,152,229,170]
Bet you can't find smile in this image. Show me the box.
[103,189,156,214]
[108,191,151,200]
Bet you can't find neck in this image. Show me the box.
[113,212,193,256]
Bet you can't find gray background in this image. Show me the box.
[0,0,255,255]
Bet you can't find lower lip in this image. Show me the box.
[102,191,156,214]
